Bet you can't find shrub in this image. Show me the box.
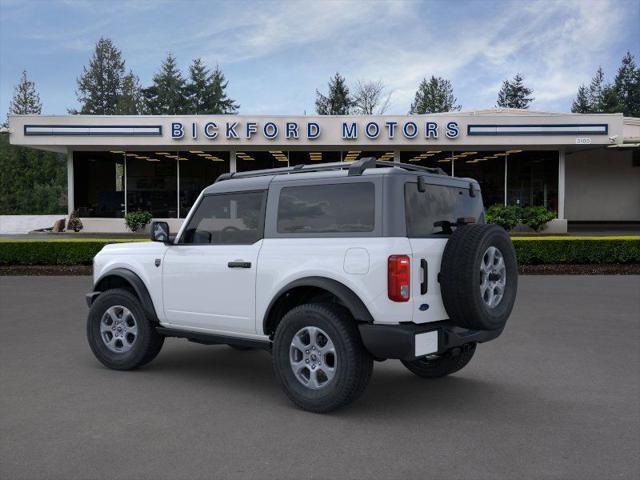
[485,204,520,230]
[125,211,153,232]
[521,206,556,232]
[511,237,640,265]
[67,210,83,232]
[485,204,556,231]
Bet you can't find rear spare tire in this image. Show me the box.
[440,224,517,331]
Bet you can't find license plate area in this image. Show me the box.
[414,330,439,357]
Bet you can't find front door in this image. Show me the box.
[162,191,266,333]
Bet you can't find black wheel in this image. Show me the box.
[272,303,373,413]
[87,288,164,370]
[401,343,476,378]
[440,224,518,331]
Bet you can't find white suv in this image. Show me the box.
[87,158,518,412]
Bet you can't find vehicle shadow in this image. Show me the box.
[126,341,544,420]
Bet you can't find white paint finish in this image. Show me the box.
[343,248,370,274]
[408,238,449,324]
[161,242,262,333]
[565,149,640,221]
[66,149,74,215]
[415,331,439,357]
[0,215,65,234]
[558,149,566,219]
[255,237,417,331]
[93,241,168,322]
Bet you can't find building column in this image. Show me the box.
[558,149,566,219]
[230,150,236,173]
[66,149,74,216]
[504,154,508,206]
[393,150,400,163]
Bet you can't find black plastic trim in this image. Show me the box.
[358,321,503,361]
[156,327,271,351]
[92,268,159,322]
[262,276,374,334]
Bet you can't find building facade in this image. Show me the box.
[8,109,640,233]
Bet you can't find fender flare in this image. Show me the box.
[262,276,374,335]
[93,268,159,322]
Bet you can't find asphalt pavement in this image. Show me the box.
[1,275,639,480]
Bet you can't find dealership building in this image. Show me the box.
[7,109,640,233]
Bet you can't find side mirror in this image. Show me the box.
[150,221,171,243]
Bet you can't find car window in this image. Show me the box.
[405,182,483,236]
[181,191,265,244]
[277,183,375,234]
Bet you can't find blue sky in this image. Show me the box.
[1,0,638,117]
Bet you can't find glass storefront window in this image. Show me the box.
[74,151,125,217]
[237,151,288,171]
[452,151,505,207]
[507,150,558,211]
[178,151,230,217]
[400,150,453,175]
[289,151,341,166]
[126,152,177,217]
[343,150,394,163]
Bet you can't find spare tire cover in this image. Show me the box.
[440,224,518,331]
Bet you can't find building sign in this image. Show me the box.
[170,120,461,141]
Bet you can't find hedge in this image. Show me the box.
[0,239,146,266]
[511,237,640,265]
[0,237,639,266]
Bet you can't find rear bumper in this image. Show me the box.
[358,321,503,361]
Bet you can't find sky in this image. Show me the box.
[0,0,638,117]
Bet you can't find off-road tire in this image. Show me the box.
[87,288,164,370]
[272,303,373,413]
[401,343,476,378]
[440,224,518,331]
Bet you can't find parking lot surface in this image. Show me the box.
[1,275,639,480]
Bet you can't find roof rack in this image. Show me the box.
[215,156,446,182]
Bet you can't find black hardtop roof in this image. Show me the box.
[202,157,479,194]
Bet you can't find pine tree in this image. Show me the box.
[571,85,591,113]
[409,76,460,114]
[116,71,144,114]
[75,37,126,114]
[143,53,188,114]
[315,73,353,115]
[207,65,239,114]
[496,74,534,109]
[613,51,640,117]
[587,67,607,112]
[185,60,239,114]
[8,70,42,116]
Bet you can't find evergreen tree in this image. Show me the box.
[9,70,42,116]
[75,37,126,114]
[116,71,144,115]
[143,53,188,114]
[613,51,640,117]
[207,65,239,114]
[185,59,239,114]
[571,85,591,113]
[409,76,460,114]
[315,73,353,115]
[496,73,534,109]
[587,67,607,112]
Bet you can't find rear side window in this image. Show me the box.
[277,183,375,234]
[405,182,483,236]
[181,191,265,244]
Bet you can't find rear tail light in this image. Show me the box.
[388,255,410,302]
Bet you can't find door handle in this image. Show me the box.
[228,261,251,268]
[420,259,428,295]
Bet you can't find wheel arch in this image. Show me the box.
[262,276,374,337]
[92,268,159,322]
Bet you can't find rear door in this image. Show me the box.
[404,179,484,323]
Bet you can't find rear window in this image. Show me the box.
[405,182,483,236]
[277,183,375,234]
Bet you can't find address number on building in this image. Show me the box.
[576,137,592,144]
